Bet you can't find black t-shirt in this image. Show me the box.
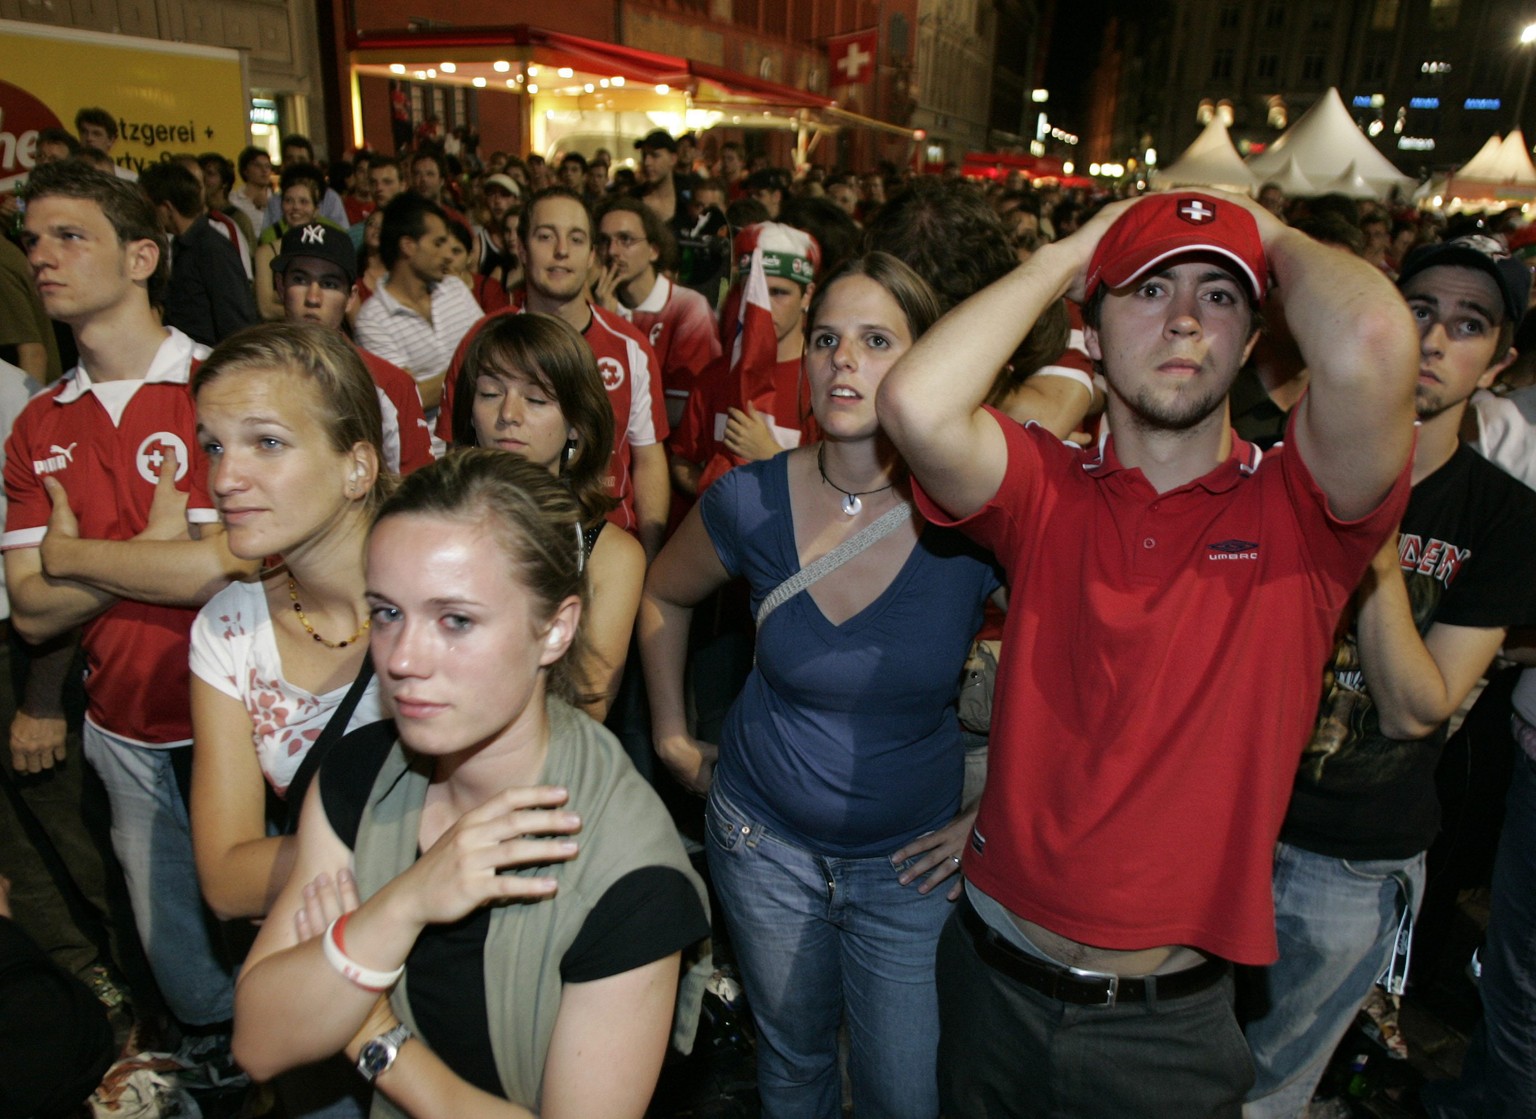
[1229,365,1290,451]
[320,722,708,1096]
[1282,445,1536,859]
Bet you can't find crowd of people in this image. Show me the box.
[1,101,1534,1119]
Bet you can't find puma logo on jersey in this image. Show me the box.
[33,442,77,475]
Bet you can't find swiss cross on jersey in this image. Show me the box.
[1178,198,1216,225]
[136,432,191,484]
[598,357,625,391]
[828,29,878,87]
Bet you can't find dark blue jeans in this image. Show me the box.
[706,784,951,1119]
[1423,736,1536,1119]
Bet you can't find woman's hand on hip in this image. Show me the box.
[891,806,979,902]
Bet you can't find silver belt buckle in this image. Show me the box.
[1069,966,1119,1007]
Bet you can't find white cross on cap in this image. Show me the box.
[300,223,327,244]
[1177,198,1215,224]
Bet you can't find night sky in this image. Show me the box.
[1041,0,1118,136]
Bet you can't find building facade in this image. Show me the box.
[1138,0,1536,180]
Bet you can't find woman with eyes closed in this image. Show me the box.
[231,450,709,1119]
[640,252,1002,1119]
[450,312,644,722]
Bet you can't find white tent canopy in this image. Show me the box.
[1315,161,1382,200]
[1152,117,1259,193]
[1456,134,1508,180]
[1255,155,1318,197]
[1448,130,1536,199]
[1246,88,1414,199]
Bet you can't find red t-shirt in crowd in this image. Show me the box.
[671,355,817,496]
[357,348,435,473]
[1,329,217,745]
[914,409,1410,965]
[625,276,722,419]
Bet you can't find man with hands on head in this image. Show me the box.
[877,189,1418,1116]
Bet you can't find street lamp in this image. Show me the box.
[1515,22,1536,134]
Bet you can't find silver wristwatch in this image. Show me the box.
[356,1022,413,1082]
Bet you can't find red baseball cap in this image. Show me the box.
[1084,192,1269,304]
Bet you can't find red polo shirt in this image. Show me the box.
[914,409,1409,964]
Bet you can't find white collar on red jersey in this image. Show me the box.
[55,327,209,405]
[631,274,673,315]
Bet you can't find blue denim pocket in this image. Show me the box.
[705,787,750,853]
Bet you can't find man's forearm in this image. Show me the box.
[1265,227,1417,394]
[41,533,256,608]
[883,240,1084,442]
[1356,553,1506,740]
[18,631,78,718]
[1356,560,1450,738]
[416,371,445,412]
[14,341,48,383]
[10,571,116,641]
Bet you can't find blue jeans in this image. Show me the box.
[1242,842,1424,1119]
[83,722,234,1027]
[1422,739,1536,1119]
[705,784,952,1119]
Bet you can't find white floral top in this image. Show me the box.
[190,580,383,798]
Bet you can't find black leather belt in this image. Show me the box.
[958,896,1229,1007]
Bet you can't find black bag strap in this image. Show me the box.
[283,651,375,834]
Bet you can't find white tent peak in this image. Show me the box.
[1255,155,1318,198]
[1152,116,1258,193]
[1454,131,1536,187]
[1246,88,1413,199]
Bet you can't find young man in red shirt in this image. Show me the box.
[880,191,1418,1115]
[8,161,256,1071]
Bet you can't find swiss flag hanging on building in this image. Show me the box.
[828,28,878,87]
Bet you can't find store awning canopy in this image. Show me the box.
[348,24,915,144]
[960,151,1094,188]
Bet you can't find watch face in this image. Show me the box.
[359,1039,393,1078]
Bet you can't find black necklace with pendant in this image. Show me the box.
[817,444,896,516]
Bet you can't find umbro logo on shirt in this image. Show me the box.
[1207,539,1259,560]
[32,442,77,475]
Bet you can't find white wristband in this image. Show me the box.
[322,915,404,992]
